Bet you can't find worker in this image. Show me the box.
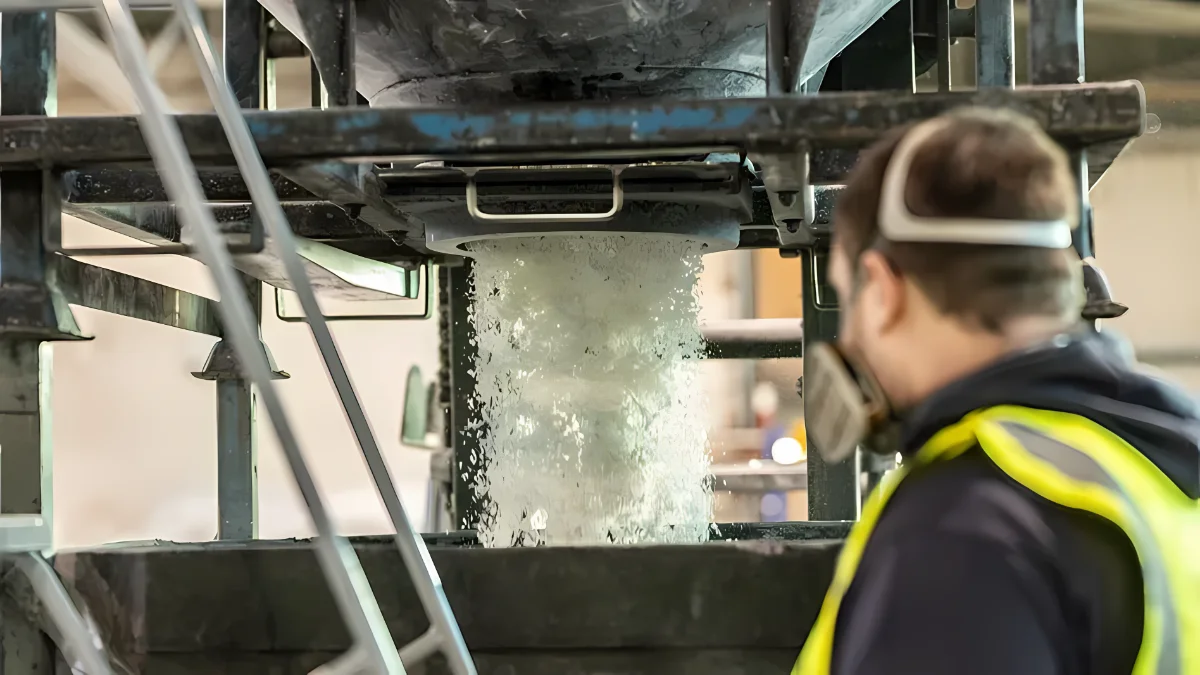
[792,107,1199,675]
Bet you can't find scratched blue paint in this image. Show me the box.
[334,110,382,132]
[247,118,286,138]
[410,113,497,144]
[408,103,757,146]
[528,104,756,135]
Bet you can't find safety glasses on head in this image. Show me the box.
[804,115,1075,465]
[877,116,1074,249]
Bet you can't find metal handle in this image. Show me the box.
[465,167,625,223]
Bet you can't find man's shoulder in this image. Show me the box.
[875,447,1062,551]
[871,446,1142,589]
[838,446,1144,675]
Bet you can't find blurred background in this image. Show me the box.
[43,0,1200,546]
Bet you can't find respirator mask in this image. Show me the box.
[803,117,1076,464]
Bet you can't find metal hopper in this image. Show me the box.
[259,0,902,105]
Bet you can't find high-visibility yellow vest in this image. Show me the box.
[793,405,1200,675]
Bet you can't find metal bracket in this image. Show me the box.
[757,150,817,249]
[191,339,290,381]
[0,276,90,342]
[47,196,266,258]
[274,263,433,322]
[1080,257,1128,322]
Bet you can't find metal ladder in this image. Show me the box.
[0,0,478,671]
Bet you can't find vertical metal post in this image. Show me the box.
[193,324,289,540]
[765,0,819,96]
[734,252,757,428]
[1028,0,1096,307]
[936,0,952,91]
[215,377,256,537]
[0,13,81,672]
[445,263,485,531]
[0,12,82,525]
[0,343,52,520]
[801,248,860,521]
[807,0,913,518]
[205,0,269,540]
[1028,0,1084,87]
[294,0,356,107]
[975,0,1015,89]
[224,0,266,108]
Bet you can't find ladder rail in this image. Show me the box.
[88,0,406,671]
[14,553,114,675]
[170,0,477,671]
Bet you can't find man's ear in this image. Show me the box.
[858,250,906,332]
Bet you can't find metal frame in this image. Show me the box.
[0,0,1138,669]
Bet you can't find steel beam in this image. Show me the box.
[0,343,52,521]
[205,0,272,541]
[1029,0,1088,262]
[0,15,95,671]
[279,162,417,236]
[801,247,859,521]
[63,201,365,241]
[0,13,79,568]
[1028,0,1085,87]
[802,2,915,520]
[976,0,1016,89]
[766,0,820,96]
[445,263,485,531]
[810,143,1128,188]
[0,84,1146,168]
[0,14,85,342]
[223,0,267,110]
[292,0,355,108]
[63,168,312,203]
[214,350,257,540]
[701,319,804,360]
[1028,0,1123,325]
[191,332,290,541]
[55,539,843,664]
[56,255,221,335]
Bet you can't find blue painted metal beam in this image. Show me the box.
[0,83,1145,168]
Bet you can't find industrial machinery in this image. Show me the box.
[0,0,1147,671]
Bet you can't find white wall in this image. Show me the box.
[1091,133,1200,393]
[52,217,439,547]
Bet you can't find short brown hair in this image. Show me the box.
[835,107,1084,332]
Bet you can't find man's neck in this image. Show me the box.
[896,315,1072,408]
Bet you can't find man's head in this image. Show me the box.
[828,107,1084,408]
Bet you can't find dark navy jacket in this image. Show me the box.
[830,332,1200,675]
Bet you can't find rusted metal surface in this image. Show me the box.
[56,255,222,336]
[63,168,311,204]
[263,0,902,106]
[56,538,841,673]
[0,83,1146,169]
